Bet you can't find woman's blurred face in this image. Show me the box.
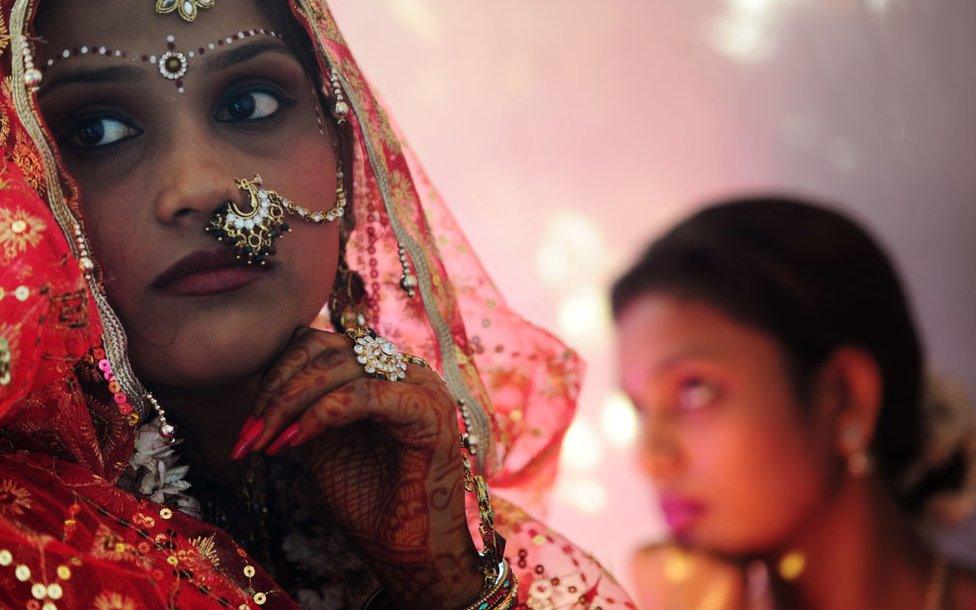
[616,293,838,556]
[36,0,340,388]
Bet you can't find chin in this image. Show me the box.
[132,323,290,389]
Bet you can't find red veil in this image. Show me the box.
[0,1,635,607]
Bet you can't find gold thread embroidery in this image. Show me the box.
[92,591,137,610]
[0,207,46,262]
[0,478,31,516]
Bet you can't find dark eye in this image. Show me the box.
[68,116,140,149]
[216,90,281,122]
[677,377,719,412]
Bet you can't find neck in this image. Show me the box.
[150,376,261,488]
[768,475,935,610]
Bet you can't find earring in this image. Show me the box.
[842,424,873,477]
[329,245,368,332]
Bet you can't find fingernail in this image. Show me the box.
[230,417,265,460]
[266,423,300,456]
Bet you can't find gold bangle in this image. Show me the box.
[462,558,519,610]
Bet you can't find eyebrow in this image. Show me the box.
[652,347,721,374]
[202,38,296,73]
[39,64,146,97]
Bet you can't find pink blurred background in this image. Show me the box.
[329,0,976,596]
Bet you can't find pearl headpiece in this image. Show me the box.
[43,29,282,94]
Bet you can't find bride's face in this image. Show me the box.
[36,0,340,388]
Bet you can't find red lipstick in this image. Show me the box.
[152,248,268,296]
[659,493,707,534]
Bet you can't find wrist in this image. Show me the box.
[366,556,517,610]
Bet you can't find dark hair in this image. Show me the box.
[611,196,961,514]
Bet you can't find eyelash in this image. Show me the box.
[213,85,296,123]
[675,376,721,412]
[59,84,297,151]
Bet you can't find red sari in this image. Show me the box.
[0,1,635,608]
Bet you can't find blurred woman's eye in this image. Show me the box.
[67,116,140,149]
[676,377,720,412]
[216,90,282,122]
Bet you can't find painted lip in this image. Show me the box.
[151,248,269,296]
[659,492,707,534]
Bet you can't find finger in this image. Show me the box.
[266,422,300,456]
[250,346,365,453]
[288,377,456,450]
[251,328,352,416]
[259,362,446,455]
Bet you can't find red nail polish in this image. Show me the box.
[266,423,300,456]
[230,417,265,460]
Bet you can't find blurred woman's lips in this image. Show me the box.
[151,249,269,297]
[659,493,707,534]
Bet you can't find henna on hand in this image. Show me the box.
[243,328,484,607]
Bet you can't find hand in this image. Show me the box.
[232,327,484,608]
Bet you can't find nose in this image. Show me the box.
[151,120,244,227]
[640,413,684,483]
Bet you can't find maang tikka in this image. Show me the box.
[205,163,347,266]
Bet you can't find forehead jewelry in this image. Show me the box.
[155,0,215,23]
[43,29,282,94]
[205,165,348,266]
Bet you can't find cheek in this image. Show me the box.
[282,222,340,315]
[685,398,834,553]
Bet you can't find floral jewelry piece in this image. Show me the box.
[347,327,408,382]
[43,29,282,93]
[155,0,215,23]
[205,168,346,265]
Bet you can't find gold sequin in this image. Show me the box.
[166,555,179,566]
[253,592,267,605]
[14,285,29,301]
[47,583,63,600]
[778,551,806,581]
[0,549,11,565]
[532,534,547,546]
[243,565,256,578]
[31,583,47,599]
[56,565,71,580]
[159,507,173,520]
[42,603,57,610]
[15,563,31,581]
